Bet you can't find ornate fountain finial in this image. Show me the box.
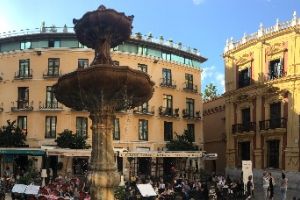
[73,5,134,65]
[98,4,106,10]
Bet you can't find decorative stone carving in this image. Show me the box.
[235,52,253,67]
[266,42,287,56]
[287,156,299,169]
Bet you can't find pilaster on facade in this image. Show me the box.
[253,149,263,169]
[226,148,236,169]
[285,147,300,171]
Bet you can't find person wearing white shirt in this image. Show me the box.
[262,171,269,200]
[280,172,288,200]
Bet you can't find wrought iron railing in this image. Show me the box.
[266,70,286,81]
[133,106,154,115]
[158,106,179,118]
[232,122,256,134]
[183,83,198,93]
[11,100,33,112]
[182,109,202,120]
[14,69,33,79]
[259,118,287,130]
[39,102,63,111]
[43,70,61,78]
[160,78,176,88]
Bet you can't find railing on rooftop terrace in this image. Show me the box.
[224,11,300,53]
[0,26,202,57]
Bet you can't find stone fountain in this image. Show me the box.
[53,5,154,200]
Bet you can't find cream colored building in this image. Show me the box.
[223,12,300,188]
[0,26,206,179]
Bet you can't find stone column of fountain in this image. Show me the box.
[54,5,154,200]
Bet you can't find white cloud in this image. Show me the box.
[202,65,225,93]
[201,65,215,81]
[0,18,9,33]
[192,0,205,5]
[216,73,225,93]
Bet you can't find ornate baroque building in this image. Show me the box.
[0,25,206,178]
[223,12,300,186]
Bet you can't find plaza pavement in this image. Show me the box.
[4,187,300,200]
[254,186,300,200]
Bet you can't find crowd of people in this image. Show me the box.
[261,171,288,200]
[0,165,90,200]
[0,164,295,200]
[123,170,293,200]
[36,175,91,200]
[125,175,209,200]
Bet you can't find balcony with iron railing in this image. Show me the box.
[182,109,202,120]
[133,106,155,115]
[259,118,287,131]
[11,100,33,112]
[158,106,179,118]
[232,122,256,134]
[266,70,286,81]
[14,69,33,80]
[39,101,63,111]
[183,83,198,93]
[43,70,61,79]
[160,78,176,89]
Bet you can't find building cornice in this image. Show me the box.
[224,12,300,55]
[0,27,207,63]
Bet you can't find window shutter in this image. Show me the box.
[268,61,271,80]
[280,57,284,76]
[247,67,251,79]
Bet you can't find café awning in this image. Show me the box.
[119,151,204,158]
[45,147,128,157]
[0,148,45,156]
[46,148,91,157]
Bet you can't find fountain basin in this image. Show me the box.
[54,64,154,111]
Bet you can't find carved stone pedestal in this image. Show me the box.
[88,110,120,200]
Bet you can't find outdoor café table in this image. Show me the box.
[25,184,40,195]
[11,184,27,198]
[12,184,27,193]
[40,195,72,200]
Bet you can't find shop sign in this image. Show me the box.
[119,151,203,158]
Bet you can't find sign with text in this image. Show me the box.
[136,183,157,197]
[203,153,218,160]
[242,160,253,188]
[119,151,203,158]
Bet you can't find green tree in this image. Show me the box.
[166,130,198,151]
[203,83,218,101]
[0,120,26,147]
[55,129,89,149]
[55,129,73,148]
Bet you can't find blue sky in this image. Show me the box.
[0,0,299,94]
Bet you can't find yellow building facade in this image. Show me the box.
[0,26,206,179]
[224,13,300,186]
